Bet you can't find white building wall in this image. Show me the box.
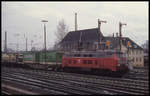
[129,49,144,67]
[115,44,144,67]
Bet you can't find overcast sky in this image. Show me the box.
[2,1,148,51]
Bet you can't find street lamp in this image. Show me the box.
[14,33,20,53]
[41,20,48,64]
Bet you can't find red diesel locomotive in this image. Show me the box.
[62,50,129,73]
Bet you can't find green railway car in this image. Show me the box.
[23,52,36,63]
[39,52,63,62]
[23,51,63,64]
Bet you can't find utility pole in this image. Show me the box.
[14,33,19,53]
[31,40,33,51]
[24,33,28,52]
[41,20,48,64]
[98,19,107,50]
[26,37,28,52]
[119,22,127,52]
[75,13,78,31]
[4,31,7,53]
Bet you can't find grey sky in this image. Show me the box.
[2,2,148,51]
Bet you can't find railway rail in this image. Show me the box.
[2,73,111,95]
[2,67,149,95]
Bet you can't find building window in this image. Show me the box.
[136,57,138,62]
[139,58,141,62]
[134,57,135,62]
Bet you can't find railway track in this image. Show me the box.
[2,67,149,95]
[3,71,148,95]
[2,72,113,95]
[2,83,40,95]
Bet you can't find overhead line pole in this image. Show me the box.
[41,20,48,64]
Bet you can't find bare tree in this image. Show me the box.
[54,19,69,50]
[7,47,15,53]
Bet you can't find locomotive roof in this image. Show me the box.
[64,50,124,54]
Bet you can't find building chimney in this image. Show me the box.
[75,13,77,31]
[112,33,114,37]
[116,33,118,37]
[4,31,7,53]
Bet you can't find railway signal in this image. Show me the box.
[119,22,127,52]
[98,19,107,50]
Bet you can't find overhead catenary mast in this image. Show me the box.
[26,37,28,52]
[75,13,78,31]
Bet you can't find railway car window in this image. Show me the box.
[83,60,87,64]
[88,60,92,64]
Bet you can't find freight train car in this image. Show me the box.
[23,51,63,69]
[2,53,23,63]
[2,53,23,67]
[2,53,10,62]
